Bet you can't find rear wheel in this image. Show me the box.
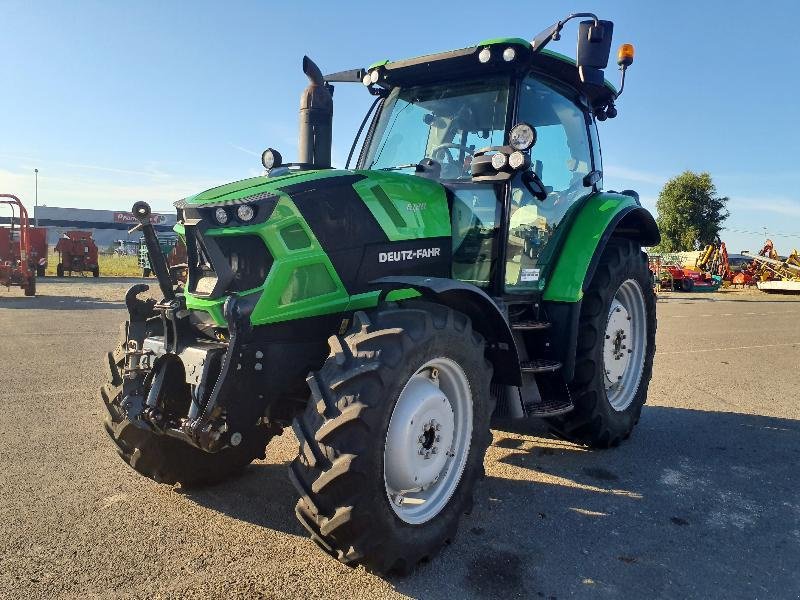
[92,266,100,278]
[23,277,36,296]
[142,267,151,278]
[548,239,656,448]
[56,263,64,277]
[289,303,493,574]
[100,334,279,486]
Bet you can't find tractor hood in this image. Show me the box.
[176,169,451,328]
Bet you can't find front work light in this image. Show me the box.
[261,148,282,171]
[617,43,634,67]
[502,47,516,62]
[478,48,491,63]
[214,207,229,225]
[491,153,508,170]
[508,151,529,170]
[236,204,255,222]
[509,123,537,151]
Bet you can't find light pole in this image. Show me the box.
[34,168,39,227]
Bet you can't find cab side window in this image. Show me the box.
[504,77,593,292]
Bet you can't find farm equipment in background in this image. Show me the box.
[28,227,48,276]
[55,230,100,277]
[138,234,187,281]
[0,193,36,296]
[696,241,730,280]
[655,261,721,292]
[744,240,800,293]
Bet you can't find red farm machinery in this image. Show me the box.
[55,230,100,277]
[0,193,37,296]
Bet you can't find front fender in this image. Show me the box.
[370,276,521,386]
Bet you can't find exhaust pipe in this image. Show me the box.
[298,56,333,169]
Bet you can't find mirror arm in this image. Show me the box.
[532,12,599,52]
[522,171,548,201]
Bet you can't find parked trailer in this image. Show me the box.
[0,194,36,296]
[55,230,100,277]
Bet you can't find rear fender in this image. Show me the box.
[370,276,521,386]
[543,193,659,382]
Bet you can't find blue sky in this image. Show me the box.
[1,0,798,253]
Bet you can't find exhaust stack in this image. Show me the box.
[298,56,333,168]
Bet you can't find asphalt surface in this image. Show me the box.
[1,281,798,599]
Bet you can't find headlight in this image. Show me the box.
[370,69,380,83]
[478,48,491,63]
[508,151,528,170]
[491,153,508,170]
[214,207,229,225]
[261,148,282,171]
[236,204,255,222]
[509,123,537,151]
[503,47,516,62]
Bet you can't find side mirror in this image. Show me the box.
[576,19,614,85]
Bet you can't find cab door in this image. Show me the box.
[503,76,597,295]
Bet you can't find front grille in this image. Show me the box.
[189,232,272,297]
[216,235,273,292]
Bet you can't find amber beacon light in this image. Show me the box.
[617,43,635,67]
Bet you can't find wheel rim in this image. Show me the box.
[603,279,647,411]
[383,357,473,525]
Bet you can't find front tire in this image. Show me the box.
[548,239,656,448]
[289,303,493,574]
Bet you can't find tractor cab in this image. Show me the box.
[350,34,623,299]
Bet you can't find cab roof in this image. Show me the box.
[363,38,617,110]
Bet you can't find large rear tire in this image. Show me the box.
[56,263,64,277]
[100,335,280,486]
[547,239,656,448]
[289,303,493,574]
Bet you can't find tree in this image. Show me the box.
[655,171,729,252]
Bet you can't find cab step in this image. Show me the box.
[520,358,562,373]
[511,320,551,331]
[525,397,574,417]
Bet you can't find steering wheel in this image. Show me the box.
[430,143,474,171]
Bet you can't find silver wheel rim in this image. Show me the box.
[603,278,647,411]
[383,357,473,525]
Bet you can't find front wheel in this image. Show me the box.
[289,303,493,574]
[548,239,656,448]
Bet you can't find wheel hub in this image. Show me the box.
[384,372,455,494]
[604,299,632,385]
[383,358,472,525]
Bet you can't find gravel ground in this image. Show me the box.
[1,281,798,599]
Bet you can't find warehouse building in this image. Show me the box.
[0,206,177,251]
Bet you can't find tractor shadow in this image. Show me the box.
[178,407,800,599]
[179,461,304,537]
[391,406,800,599]
[0,294,125,310]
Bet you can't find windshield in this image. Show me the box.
[362,78,509,180]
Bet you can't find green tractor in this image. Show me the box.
[101,12,657,574]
